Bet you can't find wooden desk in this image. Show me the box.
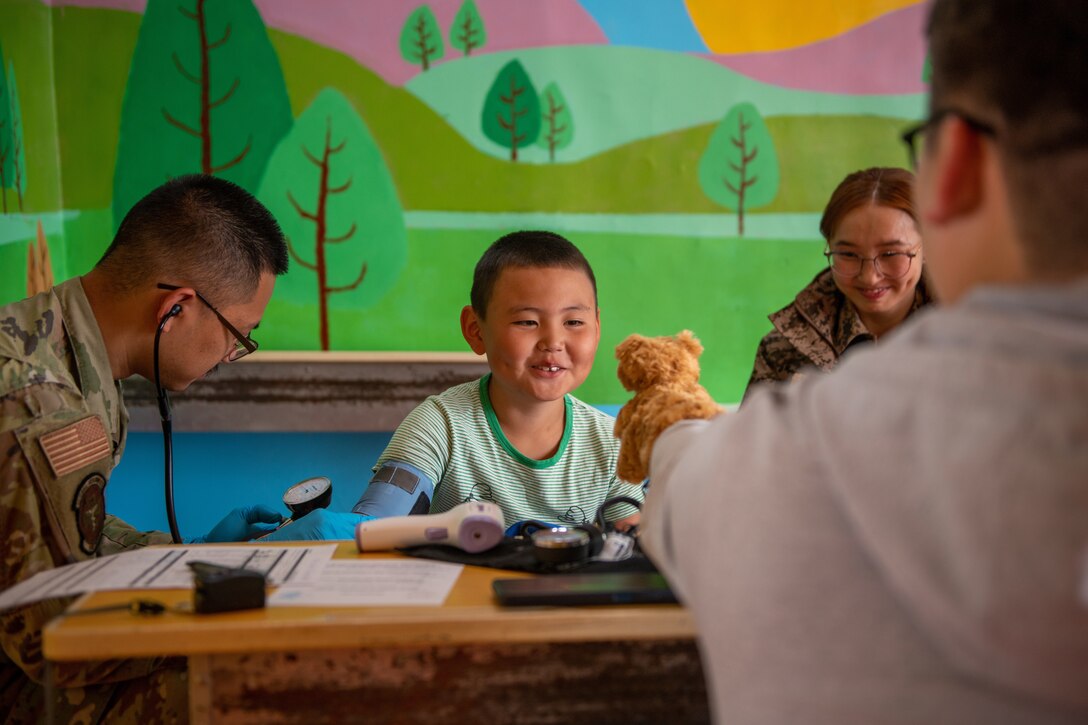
[44,545,709,724]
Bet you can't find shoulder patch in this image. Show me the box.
[73,473,107,554]
[39,415,112,477]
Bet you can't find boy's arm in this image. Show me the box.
[362,396,452,511]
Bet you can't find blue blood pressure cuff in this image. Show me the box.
[351,460,434,517]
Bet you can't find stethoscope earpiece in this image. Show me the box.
[159,304,182,331]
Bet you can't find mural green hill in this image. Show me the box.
[406,45,926,163]
[48,6,918,223]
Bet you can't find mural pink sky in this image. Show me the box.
[49,0,924,94]
[705,4,928,95]
[50,0,607,85]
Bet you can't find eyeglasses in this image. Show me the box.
[157,283,258,361]
[901,109,997,169]
[824,248,920,279]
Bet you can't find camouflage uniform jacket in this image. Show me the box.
[743,269,934,401]
[0,278,179,722]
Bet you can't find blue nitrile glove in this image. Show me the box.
[186,505,285,544]
[259,509,375,542]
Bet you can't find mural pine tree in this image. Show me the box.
[450,0,486,57]
[6,62,25,212]
[698,102,780,237]
[0,42,11,214]
[112,0,292,226]
[400,5,444,72]
[482,60,540,162]
[258,89,407,351]
[536,82,573,163]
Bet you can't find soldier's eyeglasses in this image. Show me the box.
[156,283,258,362]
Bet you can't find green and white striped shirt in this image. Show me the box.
[374,375,642,528]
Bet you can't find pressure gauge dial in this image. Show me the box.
[282,476,333,518]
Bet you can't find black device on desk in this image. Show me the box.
[492,572,677,607]
[189,561,266,614]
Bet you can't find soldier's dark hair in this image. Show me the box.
[819,167,916,242]
[470,230,597,318]
[96,174,289,303]
[927,0,1088,273]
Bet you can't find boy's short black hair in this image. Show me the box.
[96,174,289,304]
[470,230,598,318]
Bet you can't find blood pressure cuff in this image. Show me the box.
[352,461,434,517]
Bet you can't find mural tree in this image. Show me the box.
[0,41,11,214]
[400,5,444,72]
[450,0,486,57]
[482,60,540,162]
[536,82,573,163]
[112,0,292,226]
[6,62,25,213]
[258,89,407,351]
[698,102,779,237]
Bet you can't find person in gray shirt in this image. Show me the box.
[634,1,1088,723]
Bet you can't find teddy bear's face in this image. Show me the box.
[616,332,703,391]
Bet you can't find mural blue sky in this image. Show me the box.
[579,0,709,52]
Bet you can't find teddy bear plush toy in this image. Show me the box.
[614,330,723,483]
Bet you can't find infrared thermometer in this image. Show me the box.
[355,501,505,554]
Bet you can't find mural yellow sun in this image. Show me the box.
[686,0,923,54]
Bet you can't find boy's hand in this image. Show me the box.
[611,512,641,532]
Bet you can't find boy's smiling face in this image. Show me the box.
[461,265,600,409]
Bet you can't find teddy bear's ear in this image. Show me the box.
[615,334,646,359]
[677,330,704,357]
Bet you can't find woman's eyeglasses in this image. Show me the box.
[824,249,919,279]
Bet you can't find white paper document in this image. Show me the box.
[0,544,336,612]
[268,559,464,607]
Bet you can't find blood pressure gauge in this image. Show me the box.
[282,476,333,519]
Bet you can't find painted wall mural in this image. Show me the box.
[0,0,929,404]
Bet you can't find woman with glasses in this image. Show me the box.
[743,167,934,401]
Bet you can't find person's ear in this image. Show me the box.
[922,116,988,226]
[156,288,195,333]
[460,305,487,355]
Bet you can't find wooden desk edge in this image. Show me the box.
[45,603,696,660]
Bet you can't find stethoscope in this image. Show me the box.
[154,304,184,543]
[153,304,331,544]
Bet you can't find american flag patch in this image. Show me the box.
[39,416,112,477]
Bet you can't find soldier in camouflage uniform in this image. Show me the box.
[0,175,288,722]
[744,268,934,398]
[744,167,935,402]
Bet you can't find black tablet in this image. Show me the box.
[492,572,677,607]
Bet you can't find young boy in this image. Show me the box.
[265,230,641,539]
